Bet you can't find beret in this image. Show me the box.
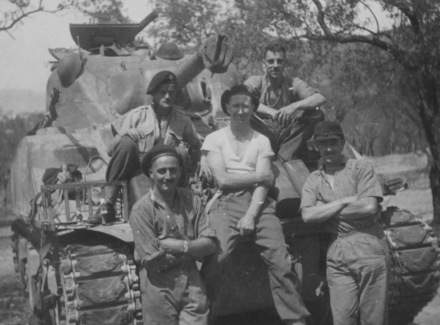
[221,84,259,115]
[313,121,345,141]
[156,42,184,60]
[146,71,177,95]
[141,145,183,175]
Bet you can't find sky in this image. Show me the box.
[0,0,154,96]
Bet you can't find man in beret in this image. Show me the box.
[301,121,390,325]
[202,85,310,325]
[89,71,202,224]
[244,41,326,163]
[129,145,217,325]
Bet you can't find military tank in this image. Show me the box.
[7,10,238,325]
[7,10,440,325]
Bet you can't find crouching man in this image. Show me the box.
[202,85,310,325]
[301,121,390,325]
[129,145,217,325]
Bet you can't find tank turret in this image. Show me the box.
[45,11,238,132]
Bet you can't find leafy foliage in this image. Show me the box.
[0,112,44,202]
[150,0,224,49]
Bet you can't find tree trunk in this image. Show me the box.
[416,71,440,225]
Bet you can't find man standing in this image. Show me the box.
[301,121,389,325]
[89,71,202,224]
[129,145,217,325]
[202,85,310,325]
[244,42,326,162]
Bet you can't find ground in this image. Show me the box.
[0,153,439,325]
[0,218,31,325]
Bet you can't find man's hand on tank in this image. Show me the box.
[160,238,186,254]
[237,214,256,236]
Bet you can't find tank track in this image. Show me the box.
[382,207,440,325]
[58,238,142,325]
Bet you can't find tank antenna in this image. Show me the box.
[77,36,82,57]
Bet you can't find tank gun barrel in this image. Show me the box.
[136,10,159,34]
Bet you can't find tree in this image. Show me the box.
[231,0,440,224]
[0,0,64,33]
[151,0,224,50]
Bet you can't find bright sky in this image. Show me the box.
[0,0,154,94]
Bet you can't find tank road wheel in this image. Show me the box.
[381,207,440,325]
[11,232,28,297]
[58,237,142,325]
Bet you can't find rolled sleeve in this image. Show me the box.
[355,160,383,202]
[291,78,319,100]
[129,202,161,262]
[192,195,217,239]
[300,173,319,210]
[201,132,221,154]
[258,135,275,159]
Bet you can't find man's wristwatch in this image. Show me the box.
[183,241,189,254]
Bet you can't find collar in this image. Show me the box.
[318,155,350,174]
[151,102,174,118]
[149,189,169,209]
[264,74,286,90]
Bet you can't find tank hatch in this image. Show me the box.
[70,10,158,52]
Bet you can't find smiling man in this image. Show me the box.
[201,85,310,325]
[244,41,326,163]
[88,71,202,224]
[301,121,390,325]
[129,145,217,325]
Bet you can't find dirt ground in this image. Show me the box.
[0,168,439,325]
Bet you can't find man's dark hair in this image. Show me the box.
[263,41,286,57]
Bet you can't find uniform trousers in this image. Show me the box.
[327,229,390,325]
[106,135,141,183]
[140,261,209,325]
[203,190,310,322]
[251,110,324,162]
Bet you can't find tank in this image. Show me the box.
[7,11,440,325]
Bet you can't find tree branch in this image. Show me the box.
[1,1,64,33]
[359,0,380,34]
[306,0,417,70]
[384,0,420,34]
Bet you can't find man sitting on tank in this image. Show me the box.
[88,70,202,224]
[129,145,217,325]
[301,121,390,325]
[201,85,310,325]
[244,41,326,163]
